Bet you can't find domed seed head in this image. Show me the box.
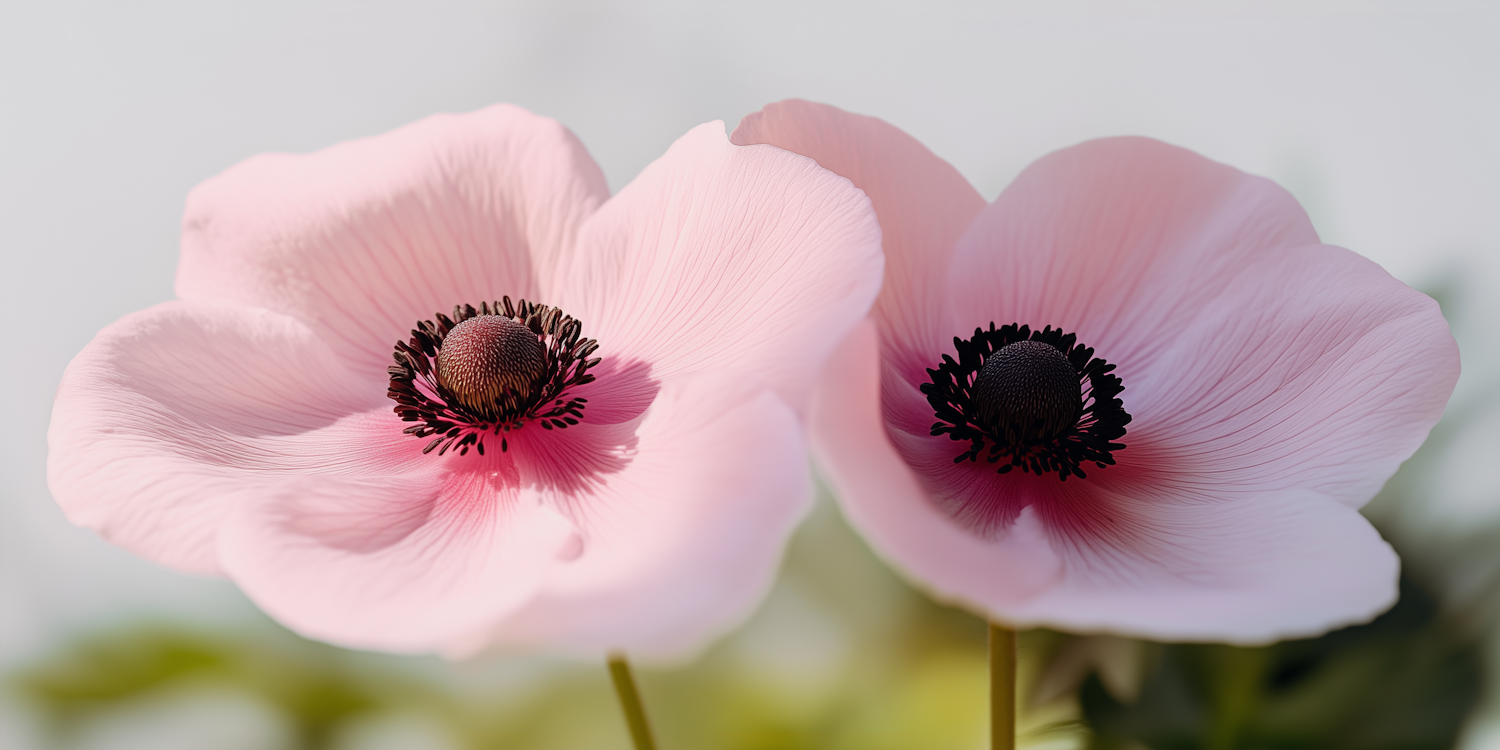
[973,339,1081,446]
[435,315,546,414]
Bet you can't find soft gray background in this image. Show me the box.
[3,0,1498,746]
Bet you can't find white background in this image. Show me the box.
[2,0,1498,745]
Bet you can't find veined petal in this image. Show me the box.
[732,100,985,372]
[877,426,1401,641]
[814,314,1401,644]
[176,104,610,374]
[944,137,1321,374]
[1128,242,1458,509]
[814,134,1450,642]
[47,301,419,574]
[217,469,575,652]
[553,121,883,411]
[469,383,812,659]
[1006,487,1399,644]
[52,104,890,658]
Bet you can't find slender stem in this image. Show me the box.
[989,622,1017,750]
[607,653,658,750]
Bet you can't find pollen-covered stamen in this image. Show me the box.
[920,323,1130,481]
[436,316,546,416]
[386,297,600,457]
[973,340,1083,448]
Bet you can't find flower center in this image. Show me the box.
[435,316,547,413]
[921,323,1130,480]
[973,340,1083,447]
[387,297,599,456]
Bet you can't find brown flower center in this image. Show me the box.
[435,315,547,413]
[387,297,599,456]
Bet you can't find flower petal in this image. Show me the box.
[47,301,418,574]
[176,104,610,374]
[217,469,575,652]
[1006,487,1399,644]
[853,136,1451,640]
[874,424,1402,640]
[942,137,1322,374]
[553,120,883,411]
[468,382,813,658]
[809,322,1064,611]
[1128,243,1458,509]
[732,100,986,371]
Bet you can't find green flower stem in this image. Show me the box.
[607,653,658,750]
[990,622,1017,750]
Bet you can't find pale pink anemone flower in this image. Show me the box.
[48,105,883,656]
[733,100,1460,643]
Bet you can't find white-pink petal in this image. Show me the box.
[50,102,893,657]
[176,104,610,375]
[1006,489,1399,644]
[474,382,812,658]
[554,121,884,412]
[1128,242,1458,510]
[47,301,407,574]
[731,99,985,370]
[941,137,1322,377]
[812,326,1403,643]
[217,470,575,652]
[747,107,1459,642]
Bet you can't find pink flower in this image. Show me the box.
[733,100,1460,643]
[48,105,883,656]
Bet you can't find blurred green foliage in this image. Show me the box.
[1081,577,1482,750]
[13,630,377,747]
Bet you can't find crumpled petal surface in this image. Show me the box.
[49,105,883,654]
[744,100,1459,642]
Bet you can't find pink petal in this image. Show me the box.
[1005,487,1399,644]
[809,322,1064,611]
[47,301,420,574]
[469,382,813,658]
[176,104,610,375]
[877,428,1401,640]
[1128,243,1458,509]
[939,137,1322,378]
[924,136,1455,515]
[217,469,575,652]
[821,330,1401,641]
[552,120,884,411]
[859,136,1454,640]
[732,100,986,372]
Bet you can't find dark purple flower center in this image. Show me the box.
[387,297,600,457]
[973,339,1083,446]
[921,323,1130,480]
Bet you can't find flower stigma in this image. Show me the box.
[921,324,1131,480]
[387,297,600,456]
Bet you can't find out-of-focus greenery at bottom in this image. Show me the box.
[8,486,1483,750]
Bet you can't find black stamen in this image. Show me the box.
[920,323,1130,480]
